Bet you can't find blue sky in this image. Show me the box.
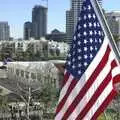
[0,0,119,38]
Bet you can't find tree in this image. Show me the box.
[0,96,9,119]
[14,64,42,120]
[36,63,59,119]
[37,83,59,120]
[104,94,120,120]
[39,83,59,113]
[6,62,60,119]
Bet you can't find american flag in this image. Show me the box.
[55,0,120,119]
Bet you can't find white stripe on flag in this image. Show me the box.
[112,66,120,78]
[58,74,73,102]
[83,81,113,120]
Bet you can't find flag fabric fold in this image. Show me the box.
[55,0,120,119]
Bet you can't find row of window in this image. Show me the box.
[8,67,57,87]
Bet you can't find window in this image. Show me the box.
[21,70,24,77]
[16,69,19,76]
[37,73,41,81]
[25,71,29,79]
[31,72,36,79]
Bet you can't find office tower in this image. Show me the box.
[66,10,74,44]
[71,0,83,31]
[24,21,32,40]
[72,0,102,31]
[66,0,102,45]
[65,0,83,45]
[0,22,10,41]
[32,5,47,39]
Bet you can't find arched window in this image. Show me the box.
[25,71,29,79]
[16,69,19,76]
[31,72,36,79]
[21,70,24,77]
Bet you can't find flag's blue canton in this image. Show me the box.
[66,0,105,80]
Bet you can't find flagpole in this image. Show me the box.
[92,0,120,62]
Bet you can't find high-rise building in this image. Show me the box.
[24,21,32,40]
[72,0,102,30]
[0,22,10,41]
[32,5,47,39]
[66,10,74,44]
[66,0,102,45]
[71,0,83,31]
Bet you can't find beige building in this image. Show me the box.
[106,11,120,36]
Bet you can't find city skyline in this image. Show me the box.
[0,0,120,38]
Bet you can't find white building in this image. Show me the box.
[0,38,69,58]
[48,40,69,56]
[7,62,60,89]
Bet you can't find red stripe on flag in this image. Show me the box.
[55,77,78,114]
[91,90,117,120]
[61,46,110,119]
[113,75,120,84]
[76,60,117,120]
[61,72,70,88]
